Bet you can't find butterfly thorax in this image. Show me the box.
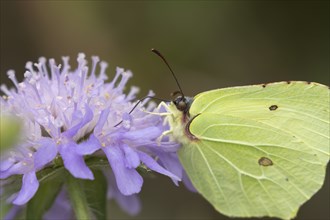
[165,96,197,145]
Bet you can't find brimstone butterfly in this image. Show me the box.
[152,50,330,220]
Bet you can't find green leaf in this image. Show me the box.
[26,173,65,219]
[66,167,109,220]
[66,173,93,219]
[82,170,108,220]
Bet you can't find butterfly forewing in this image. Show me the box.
[190,81,329,163]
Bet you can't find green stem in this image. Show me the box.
[66,174,92,220]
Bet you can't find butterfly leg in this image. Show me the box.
[156,129,173,145]
[143,102,172,116]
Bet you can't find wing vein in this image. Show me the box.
[195,144,231,212]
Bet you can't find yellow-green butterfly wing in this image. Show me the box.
[167,81,329,219]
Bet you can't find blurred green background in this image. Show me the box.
[1,1,329,220]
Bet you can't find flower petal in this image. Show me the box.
[137,151,180,183]
[12,171,39,205]
[107,170,141,216]
[76,134,101,155]
[103,146,143,195]
[59,142,94,180]
[142,141,181,153]
[123,127,162,140]
[182,171,197,192]
[34,138,58,170]
[116,193,141,216]
[63,104,93,138]
[122,145,140,169]
[94,108,110,134]
[0,158,15,172]
[151,150,183,181]
[0,162,28,179]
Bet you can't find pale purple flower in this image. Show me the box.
[0,54,182,210]
[0,146,39,205]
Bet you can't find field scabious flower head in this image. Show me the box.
[0,54,182,211]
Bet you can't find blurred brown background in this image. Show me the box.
[1,1,329,220]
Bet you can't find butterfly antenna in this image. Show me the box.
[151,48,185,98]
[114,95,170,127]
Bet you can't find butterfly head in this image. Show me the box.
[173,96,193,113]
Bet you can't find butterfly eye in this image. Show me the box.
[177,100,187,111]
